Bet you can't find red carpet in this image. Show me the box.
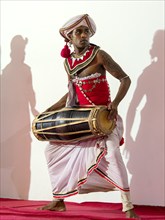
[0,198,165,220]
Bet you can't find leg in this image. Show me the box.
[121,191,139,219]
[99,133,139,218]
[125,209,139,219]
[38,198,66,211]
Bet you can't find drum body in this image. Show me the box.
[32,106,116,143]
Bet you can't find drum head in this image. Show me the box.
[96,107,116,135]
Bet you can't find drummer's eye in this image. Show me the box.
[74,28,90,36]
[75,30,81,35]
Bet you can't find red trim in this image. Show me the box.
[77,147,107,187]
[94,168,130,192]
[53,190,78,199]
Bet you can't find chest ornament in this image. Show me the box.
[64,44,100,76]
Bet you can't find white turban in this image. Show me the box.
[59,14,96,41]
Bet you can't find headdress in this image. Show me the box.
[59,14,96,58]
[10,35,28,51]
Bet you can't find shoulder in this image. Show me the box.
[24,63,31,70]
[97,49,111,57]
[96,49,113,64]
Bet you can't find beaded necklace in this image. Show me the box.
[71,49,89,66]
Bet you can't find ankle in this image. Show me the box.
[52,198,64,202]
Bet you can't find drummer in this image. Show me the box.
[39,14,138,219]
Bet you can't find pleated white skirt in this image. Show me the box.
[44,115,130,199]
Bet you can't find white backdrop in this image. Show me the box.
[1,0,164,206]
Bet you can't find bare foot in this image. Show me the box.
[125,209,139,219]
[38,200,66,211]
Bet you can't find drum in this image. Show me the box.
[32,106,116,143]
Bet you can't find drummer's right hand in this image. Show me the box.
[107,102,118,120]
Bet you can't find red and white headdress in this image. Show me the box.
[59,14,96,41]
[59,14,96,58]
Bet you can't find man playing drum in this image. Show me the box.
[39,14,138,218]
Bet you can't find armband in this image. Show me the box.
[119,75,129,82]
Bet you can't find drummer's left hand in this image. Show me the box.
[107,101,118,120]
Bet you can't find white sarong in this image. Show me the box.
[45,115,130,199]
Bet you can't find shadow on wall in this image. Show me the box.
[0,35,39,199]
[124,30,165,206]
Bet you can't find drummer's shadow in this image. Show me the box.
[0,35,39,199]
[124,29,164,205]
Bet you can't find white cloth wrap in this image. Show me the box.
[45,115,128,193]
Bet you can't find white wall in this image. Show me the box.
[1,0,164,206]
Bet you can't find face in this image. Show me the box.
[69,26,91,49]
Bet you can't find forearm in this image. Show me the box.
[112,76,131,106]
[45,93,68,112]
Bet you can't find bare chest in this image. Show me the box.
[77,61,105,78]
